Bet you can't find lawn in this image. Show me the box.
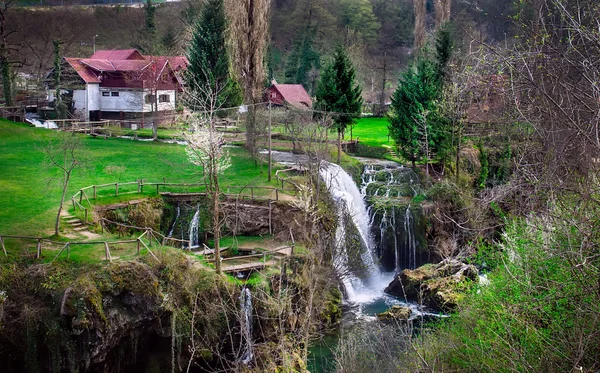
[0,120,280,236]
[351,117,393,148]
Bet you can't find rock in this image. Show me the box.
[384,258,478,312]
[377,305,412,323]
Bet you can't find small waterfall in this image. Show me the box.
[239,288,253,365]
[360,161,422,274]
[189,207,200,249]
[320,161,383,303]
[167,205,180,238]
[404,206,417,271]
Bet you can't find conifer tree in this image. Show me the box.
[186,0,241,110]
[316,47,362,164]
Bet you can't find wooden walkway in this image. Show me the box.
[216,246,292,274]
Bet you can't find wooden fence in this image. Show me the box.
[0,231,159,263]
[71,180,294,225]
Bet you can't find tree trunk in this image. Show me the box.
[455,124,461,184]
[378,50,387,117]
[213,189,221,274]
[337,128,342,164]
[414,0,427,52]
[54,170,71,236]
[0,6,13,107]
[153,90,158,141]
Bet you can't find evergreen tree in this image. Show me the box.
[388,58,440,168]
[316,46,363,164]
[185,0,241,110]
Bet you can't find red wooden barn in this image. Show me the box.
[266,83,312,110]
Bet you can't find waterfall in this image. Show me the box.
[167,204,180,238]
[361,161,422,273]
[404,206,417,271]
[239,288,253,365]
[320,161,384,303]
[189,207,200,249]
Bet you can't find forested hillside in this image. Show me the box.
[4,0,514,103]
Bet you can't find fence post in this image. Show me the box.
[84,209,88,225]
[137,239,141,255]
[36,239,41,259]
[115,183,119,196]
[268,200,273,235]
[251,187,254,199]
[0,236,6,256]
[67,243,70,260]
[137,180,141,194]
[79,190,83,204]
[275,189,279,201]
[104,242,111,262]
[140,180,144,193]
[72,197,75,210]
[93,185,97,199]
[156,184,159,194]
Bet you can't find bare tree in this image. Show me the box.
[183,82,231,273]
[45,133,84,237]
[225,0,271,154]
[414,0,427,52]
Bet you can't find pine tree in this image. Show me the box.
[388,58,440,168]
[316,46,363,164]
[185,0,241,110]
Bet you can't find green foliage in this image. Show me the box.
[434,23,454,83]
[475,142,488,190]
[315,46,363,133]
[284,31,320,94]
[421,212,600,372]
[185,0,240,110]
[388,58,441,166]
[339,0,381,42]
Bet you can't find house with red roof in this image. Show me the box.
[46,49,188,122]
[266,83,312,110]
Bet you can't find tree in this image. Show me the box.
[185,0,241,110]
[388,58,439,168]
[315,46,363,164]
[183,86,230,274]
[225,0,270,154]
[284,31,321,94]
[53,40,67,120]
[45,133,84,237]
[414,0,426,52]
[0,0,15,106]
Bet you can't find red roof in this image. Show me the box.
[64,58,101,84]
[62,49,187,90]
[90,49,145,60]
[272,84,312,109]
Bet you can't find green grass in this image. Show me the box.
[0,120,281,236]
[351,117,392,148]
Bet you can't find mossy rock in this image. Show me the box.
[377,305,412,323]
[384,259,478,312]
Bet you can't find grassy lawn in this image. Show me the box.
[351,117,392,148]
[0,120,280,236]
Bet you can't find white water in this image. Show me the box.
[319,161,389,304]
[404,207,417,270]
[239,288,254,365]
[188,207,200,249]
[26,118,58,129]
[167,205,180,238]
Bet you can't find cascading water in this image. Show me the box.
[360,161,423,274]
[189,207,200,249]
[320,161,387,303]
[167,204,180,238]
[239,288,254,365]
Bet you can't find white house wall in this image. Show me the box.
[95,88,177,113]
[87,84,100,111]
[72,90,86,119]
[143,89,177,112]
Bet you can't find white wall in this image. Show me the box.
[95,88,177,113]
[87,84,100,111]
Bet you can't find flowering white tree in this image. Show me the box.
[183,82,230,274]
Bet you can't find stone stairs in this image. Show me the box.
[383,145,399,159]
[61,215,87,232]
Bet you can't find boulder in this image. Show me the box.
[384,258,478,312]
[377,305,412,323]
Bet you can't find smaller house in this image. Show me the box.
[266,83,312,110]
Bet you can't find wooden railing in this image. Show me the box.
[71,179,294,225]
[0,232,159,262]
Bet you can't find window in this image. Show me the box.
[159,94,170,103]
[145,94,156,104]
[102,92,110,97]
[111,92,119,97]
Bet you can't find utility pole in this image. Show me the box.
[268,100,272,181]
